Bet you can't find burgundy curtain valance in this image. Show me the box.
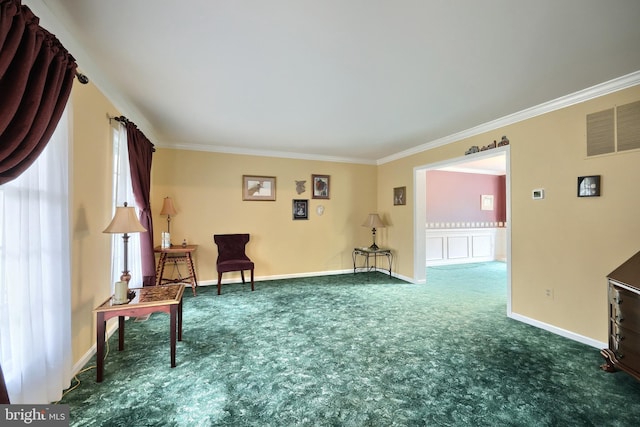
[0,0,77,185]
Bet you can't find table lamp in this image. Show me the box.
[160,196,177,246]
[103,202,147,283]
[362,213,385,250]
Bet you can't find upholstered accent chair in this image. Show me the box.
[213,234,255,295]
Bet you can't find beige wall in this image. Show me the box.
[378,85,640,343]
[150,149,377,282]
[70,82,120,363]
[68,76,640,369]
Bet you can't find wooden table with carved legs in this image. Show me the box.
[154,245,198,295]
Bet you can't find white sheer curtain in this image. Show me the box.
[0,106,72,404]
[110,122,143,288]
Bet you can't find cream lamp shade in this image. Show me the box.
[159,196,177,246]
[103,202,146,283]
[362,213,385,250]
[103,204,147,234]
[160,196,177,216]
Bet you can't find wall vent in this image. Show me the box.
[587,101,640,157]
[617,100,640,152]
[586,108,614,156]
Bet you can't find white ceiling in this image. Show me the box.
[28,0,640,164]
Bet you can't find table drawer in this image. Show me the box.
[611,287,640,334]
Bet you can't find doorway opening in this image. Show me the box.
[413,145,511,315]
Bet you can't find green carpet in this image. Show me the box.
[61,262,640,426]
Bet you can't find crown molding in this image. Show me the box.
[26,0,640,166]
[377,70,640,165]
[155,141,377,165]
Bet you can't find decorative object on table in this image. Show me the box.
[160,196,177,246]
[361,213,385,250]
[578,175,601,197]
[103,202,147,283]
[393,186,406,206]
[295,180,306,194]
[312,174,330,199]
[243,175,276,201]
[293,199,309,220]
[213,234,254,295]
[113,280,129,304]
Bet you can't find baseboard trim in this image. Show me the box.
[509,312,607,349]
[199,268,410,287]
[72,320,119,377]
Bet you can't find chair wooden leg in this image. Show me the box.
[251,268,254,291]
[241,271,246,283]
[217,272,223,295]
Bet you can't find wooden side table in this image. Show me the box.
[154,245,198,295]
[94,284,185,382]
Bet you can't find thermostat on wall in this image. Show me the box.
[532,189,545,200]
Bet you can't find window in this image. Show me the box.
[0,106,72,403]
[110,122,143,287]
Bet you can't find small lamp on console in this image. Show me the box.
[160,196,177,245]
[362,213,385,250]
[103,202,147,284]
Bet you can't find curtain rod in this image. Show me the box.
[106,115,156,151]
[76,72,89,84]
[108,115,129,124]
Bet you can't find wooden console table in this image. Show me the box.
[155,245,198,295]
[353,247,393,277]
[94,284,185,382]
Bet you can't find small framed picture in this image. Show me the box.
[293,199,308,220]
[393,186,406,205]
[481,194,494,210]
[312,174,330,199]
[577,175,601,197]
[242,175,276,201]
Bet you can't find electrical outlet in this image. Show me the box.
[544,288,554,299]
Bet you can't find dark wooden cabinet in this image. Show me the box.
[601,250,640,381]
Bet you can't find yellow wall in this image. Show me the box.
[151,149,377,282]
[70,82,121,363]
[68,77,640,369]
[378,85,640,343]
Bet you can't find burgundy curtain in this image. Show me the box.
[0,0,77,185]
[126,121,156,286]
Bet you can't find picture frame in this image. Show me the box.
[292,199,308,220]
[312,174,330,199]
[481,194,494,211]
[242,175,276,201]
[577,175,601,197]
[393,186,406,206]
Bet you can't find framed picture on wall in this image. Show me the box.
[481,194,494,210]
[312,174,330,199]
[242,175,276,201]
[394,186,406,205]
[577,175,600,197]
[293,199,308,220]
